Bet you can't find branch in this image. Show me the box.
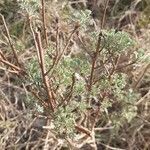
[35,31,55,112]
[88,32,102,91]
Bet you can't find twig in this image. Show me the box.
[136,90,150,106]
[0,49,7,60]
[28,15,41,64]
[55,24,79,66]
[55,17,59,57]
[15,118,37,144]
[35,31,55,112]
[0,57,22,72]
[94,126,114,131]
[91,108,100,130]
[75,124,91,137]
[0,14,20,66]
[116,59,138,70]
[27,87,49,108]
[101,0,110,29]
[43,130,50,150]
[44,54,57,76]
[133,63,150,88]
[77,35,93,58]
[99,142,125,150]
[41,0,48,47]
[88,32,102,91]
[109,54,120,79]
[0,66,20,75]
[65,73,76,105]
[45,24,79,77]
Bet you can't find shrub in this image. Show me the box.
[0,1,147,149]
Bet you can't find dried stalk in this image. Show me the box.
[0,49,7,60]
[55,18,59,57]
[116,59,138,70]
[0,66,19,75]
[28,15,41,64]
[101,0,110,29]
[133,63,150,88]
[41,0,48,47]
[136,90,150,106]
[0,14,20,66]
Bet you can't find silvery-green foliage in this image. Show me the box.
[26,57,42,86]
[88,31,100,48]
[112,73,127,98]
[25,47,53,86]
[56,56,90,86]
[53,100,87,137]
[25,93,42,111]
[18,0,41,16]
[74,80,85,95]
[134,48,150,63]
[54,105,76,137]
[100,99,112,112]
[69,9,92,30]
[122,105,137,123]
[102,30,135,54]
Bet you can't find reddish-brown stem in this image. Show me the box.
[0,57,22,72]
[35,31,55,112]
[88,33,102,91]
[0,14,20,66]
[41,0,48,47]
[75,124,91,137]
